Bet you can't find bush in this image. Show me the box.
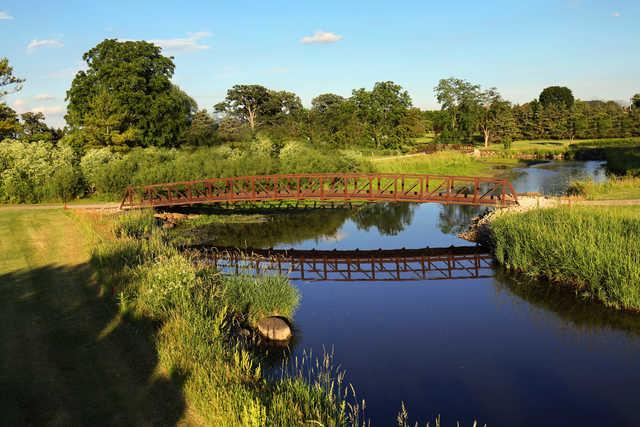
[0,140,82,202]
[221,274,300,323]
[114,209,156,239]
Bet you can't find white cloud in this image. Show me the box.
[300,30,343,44]
[27,38,64,52]
[0,11,13,20]
[151,32,211,53]
[31,105,65,115]
[612,11,621,17]
[12,99,27,112]
[35,93,55,101]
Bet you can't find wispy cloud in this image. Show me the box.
[151,32,211,53]
[35,93,55,101]
[45,61,86,79]
[27,38,64,53]
[300,30,343,44]
[31,105,65,115]
[12,99,26,112]
[612,11,621,17]
[0,11,13,20]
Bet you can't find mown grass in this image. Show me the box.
[491,206,640,311]
[567,176,640,200]
[92,211,366,426]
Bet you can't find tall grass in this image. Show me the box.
[92,212,364,425]
[372,151,491,176]
[490,206,640,311]
[567,176,640,200]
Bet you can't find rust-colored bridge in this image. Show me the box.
[120,173,518,210]
[192,245,493,282]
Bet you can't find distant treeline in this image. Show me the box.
[2,40,640,152]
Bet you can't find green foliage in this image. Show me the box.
[66,39,196,148]
[114,209,156,238]
[0,57,24,98]
[491,207,640,311]
[0,140,82,202]
[539,86,575,108]
[182,109,218,146]
[221,274,300,323]
[632,94,640,109]
[0,102,19,140]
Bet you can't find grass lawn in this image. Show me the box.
[0,209,188,425]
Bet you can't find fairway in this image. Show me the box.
[0,209,186,426]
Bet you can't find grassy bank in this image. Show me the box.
[0,208,190,425]
[490,206,640,311]
[0,208,365,425]
[568,177,640,200]
[93,209,365,425]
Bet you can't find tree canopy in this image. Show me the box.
[66,39,196,148]
[0,57,25,99]
[539,86,575,109]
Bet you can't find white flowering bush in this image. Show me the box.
[0,140,82,202]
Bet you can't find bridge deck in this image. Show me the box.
[121,173,518,209]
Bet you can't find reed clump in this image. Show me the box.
[490,206,640,311]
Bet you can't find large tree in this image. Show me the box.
[182,109,217,145]
[0,103,19,140]
[66,39,196,147]
[214,85,271,132]
[434,78,483,143]
[477,89,516,147]
[351,81,414,148]
[19,112,54,143]
[539,86,575,109]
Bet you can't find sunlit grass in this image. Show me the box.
[568,176,640,200]
[491,206,640,311]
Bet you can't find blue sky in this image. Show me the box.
[1,0,638,127]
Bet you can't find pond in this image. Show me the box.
[191,161,640,426]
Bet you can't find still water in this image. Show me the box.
[199,161,640,426]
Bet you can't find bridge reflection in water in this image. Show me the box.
[192,246,493,282]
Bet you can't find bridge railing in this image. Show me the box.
[121,173,518,209]
[190,246,494,282]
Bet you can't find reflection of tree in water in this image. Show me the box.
[183,209,353,248]
[352,203,415,236]
[493,269,640,338]
[438,204,486,235]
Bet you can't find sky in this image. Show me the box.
[1,0,639,127]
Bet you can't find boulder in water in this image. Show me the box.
[256,316,292,341]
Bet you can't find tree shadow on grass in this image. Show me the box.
[0,263,187,426]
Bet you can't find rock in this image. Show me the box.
[256,316,292,341]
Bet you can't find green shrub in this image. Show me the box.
[114,209,156,238]
[0,140,82,202]
[221,274,300,323]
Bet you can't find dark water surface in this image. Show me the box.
[198,161,640,426]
